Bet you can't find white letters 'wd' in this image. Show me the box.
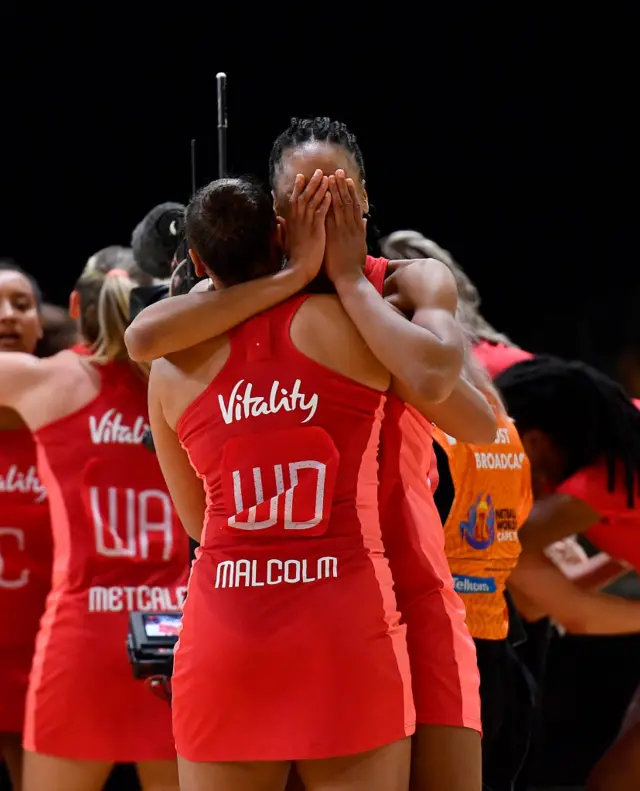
[229,461,326,531]
[90,487,173,560]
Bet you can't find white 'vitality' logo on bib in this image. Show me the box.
[218,379,318,425]
[0,465,47,503]
[89,409,149,445]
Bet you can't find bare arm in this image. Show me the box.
[396,373,498,443]
[125,267,306,362]
[335,260,464,403]
[572,557,632,590]
[509,549,640,635]
[148,364,207,542]
[518,493,602,551]
[543,538,631,589]
[0,352,47,410]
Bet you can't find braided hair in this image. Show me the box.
[495,356,640,507]
[269,116,380,253]
[269,117,366,187]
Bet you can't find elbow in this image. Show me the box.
[411,372,456,405]
[412,349,464,404]
[124,325,155,363]
[560,615,591,635]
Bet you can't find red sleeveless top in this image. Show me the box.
[363,256,449,586]
[33,360,189,612]
[171,294,415,762]
[178,294,388,558]
[0,427,52,652]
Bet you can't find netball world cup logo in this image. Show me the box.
[459,493,495,551]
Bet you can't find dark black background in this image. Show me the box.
[1,5,638,788]
[1,7,637,364]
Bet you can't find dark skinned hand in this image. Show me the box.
[277,168,331,286]
[324,169,367,286]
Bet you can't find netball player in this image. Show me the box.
[0,254,189,791]
[71,246,151,355]
[127,118,494,790]
[495,358,640,579]
[493,357,640,791]
[150,173,424,791]
[428,415,531,790]
[376,231,533,787]
[0,262,51,790]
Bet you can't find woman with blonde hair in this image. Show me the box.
[0,250,189,791]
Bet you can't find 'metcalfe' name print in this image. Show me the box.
[219,379,318,425]
[0,465,47,503]
[89,409,149,445]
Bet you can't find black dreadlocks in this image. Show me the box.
[269,117,366,188]
[495,356,640,507]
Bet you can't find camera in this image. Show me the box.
[127,611,182,681]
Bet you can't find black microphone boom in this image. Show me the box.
[217,72,228,178]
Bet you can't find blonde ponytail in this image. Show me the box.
[87,272,149,377]
[91,272,133,362]
[74,250,149,377]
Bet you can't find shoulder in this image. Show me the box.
[2,349,77,381]
[294,294,374,350]
[0,350,87,416]
[294,294,355,340]
[386,257,455,285]
[153,334,230,384]
[300,293,346,319]
[384,258,457,312]
[292,295,389,389]
[297,293,370,338]
[189,278,212,294]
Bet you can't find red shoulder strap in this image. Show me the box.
[364,255,388,295]
[228,295,310,363]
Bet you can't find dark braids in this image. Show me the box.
[269,116,366,189]
[495,356,640,507]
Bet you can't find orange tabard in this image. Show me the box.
[432,410,532,640]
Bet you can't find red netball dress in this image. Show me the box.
[172,295,414,762]
[0,427,52,732]
[364,255,481,732]
[24,360,189,762]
